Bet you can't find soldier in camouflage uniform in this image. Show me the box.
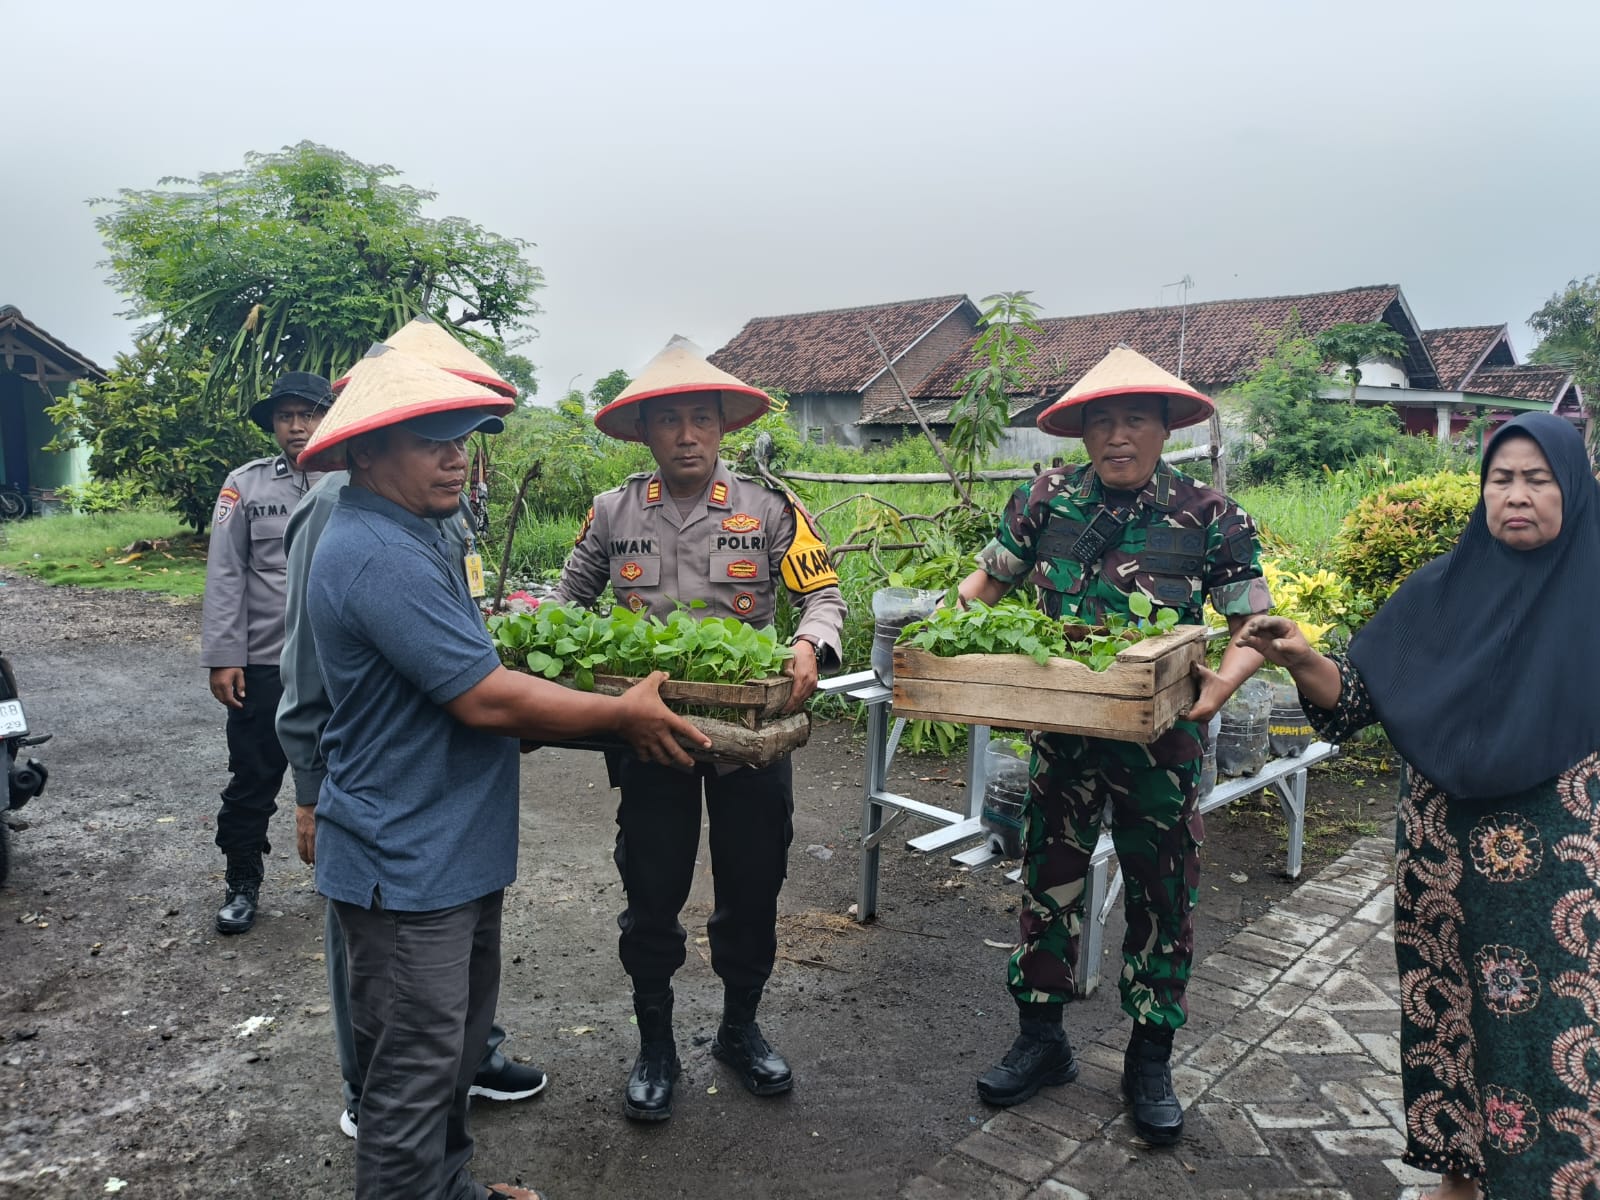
[957,346,1271,1144]
[554,338,846,1124]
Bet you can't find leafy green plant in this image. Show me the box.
[488,602,793,690]
[898,593,1181,672]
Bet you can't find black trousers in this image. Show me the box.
[214,664,287,858]
[611,755,794,992]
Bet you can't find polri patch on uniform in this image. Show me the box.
[215,486,241,524]
[625,592,647,612]
[620,561,644,582]
[726,559,759,580]
[645,479,662,503]
[709,480,729,505]
[722,513,761,532]
[574,506,594,546]
[733,591,755,615]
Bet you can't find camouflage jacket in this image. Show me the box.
[976,460,1271,626]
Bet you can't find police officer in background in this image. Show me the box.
[958,346,1271,1145]
[554,337,846,1123]
[201,371,332,934]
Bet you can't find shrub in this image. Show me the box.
[54,479,144,514]
[1333,470,1479,604]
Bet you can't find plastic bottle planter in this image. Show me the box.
[870,588,943,685]
[1267,679,1315,758]
[980,740,1030,859]
[1199,712,1222,799]
[1216,678,1272,778]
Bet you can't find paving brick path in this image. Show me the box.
[901,837,1439,1200]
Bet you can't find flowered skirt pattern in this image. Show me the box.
[1394,752,1600,1199]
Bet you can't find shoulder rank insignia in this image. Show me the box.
[709,480,729,506]
[726,559,759,579]
[779,501,840,595]
[620,561,644,581]
[721,513,761,533]
[274,457,290,477]
[645,479,662,504]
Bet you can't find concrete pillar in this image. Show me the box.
[1435,403,1452,441]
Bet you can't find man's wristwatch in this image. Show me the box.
[793,635,820,653]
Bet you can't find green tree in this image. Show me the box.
[588,368,632,410]
[1529,276,1600,447]
[1314,321,1409,401]
[1235,325,1399,481]
[949,291,1042,484]
[92,140,543,410]
[45,333,268,533]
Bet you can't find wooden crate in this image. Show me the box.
[529,671,807,769]
[891,625,1207,742]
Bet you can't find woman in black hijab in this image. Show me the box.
[1237,413,1600,1200]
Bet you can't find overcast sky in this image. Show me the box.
[8,0,1599,402]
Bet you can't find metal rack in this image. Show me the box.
[816,670,1337,996]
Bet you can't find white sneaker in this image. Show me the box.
[339,1108,357,1139]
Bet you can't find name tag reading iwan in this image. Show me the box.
[464,552,487,598]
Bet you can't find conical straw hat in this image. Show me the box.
[299,344,515,472]
[594,335,771,442]
[1036,344,1213,437]
[332,315,516,399]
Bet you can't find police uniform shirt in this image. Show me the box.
[553,459,846,663]
[201,454,323,667]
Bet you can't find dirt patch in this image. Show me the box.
[0,571,1396,1199]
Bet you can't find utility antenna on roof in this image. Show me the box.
[1163,274,1195,377]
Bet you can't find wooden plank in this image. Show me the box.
[893,648,1156,700]
[893,682,1165,740]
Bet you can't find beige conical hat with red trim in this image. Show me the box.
[299,344,515,472]
[332,315,516,399]
[594,336,770,442]
[1036,344,1213,438]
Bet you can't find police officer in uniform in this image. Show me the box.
[957,346,1271,1144]
[201,370,333,934]
[553,337,846,1122]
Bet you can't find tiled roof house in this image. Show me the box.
[0,305,107,505]
[711,286,1585,450]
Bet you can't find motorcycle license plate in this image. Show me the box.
[0,699,27,737]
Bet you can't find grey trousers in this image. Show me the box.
[325,902,507,1116]
[334,891,503,1200]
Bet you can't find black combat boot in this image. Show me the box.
[1123,1025,1183,1144]
[215,853,263,935]
[976,1001,1078,1106]
[623,985,680,1122]
[712,984,793,1096]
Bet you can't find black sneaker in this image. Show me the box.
[469,1059,549,1102]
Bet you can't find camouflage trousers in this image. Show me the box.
[1008,722,1204,1033]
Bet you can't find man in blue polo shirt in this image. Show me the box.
[299,345,707,1200]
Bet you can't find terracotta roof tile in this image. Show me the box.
[0,304,107,380]
[1422,325,1508,390]
[1460,364,1574,404]
[875,286,1412,423]
[709,295,974,395]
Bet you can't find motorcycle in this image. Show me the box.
[1,650,50,888]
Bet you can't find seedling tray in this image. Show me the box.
[892,624,1207,742]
